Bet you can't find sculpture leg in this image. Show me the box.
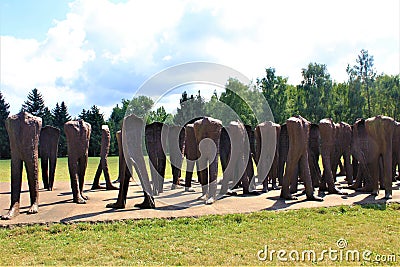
[131,157,155,209]
[157,154,167,193]
[383,150,393,199]
[2,157,23,220]
[24,159,39,214]
[41,155,49,190]
[78,156,88,200]
[343,152,353,185]
[102,155,118,190]
[184,159,195,191]
[68,157,85,204]
[92,162,103,189]
[106,164,130,209]
[281,151,300,200]
[299,154,322,201]
[48,154,57,191]
[206,156,218,204]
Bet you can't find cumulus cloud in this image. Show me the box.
[1,0,398,118]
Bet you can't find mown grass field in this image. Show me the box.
[0,156,210,183]
[0,204,398,265]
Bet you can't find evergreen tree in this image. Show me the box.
[21,88,54,125]
[0,91,10,159]
[22,88,46,116]
[82,105,105,157]
[52,101,71,156]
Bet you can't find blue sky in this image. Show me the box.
[1,0,399,118]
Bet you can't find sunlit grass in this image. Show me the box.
[0,156,227,183]
[0,204,398,265]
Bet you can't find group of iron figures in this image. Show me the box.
[1,111,399,219]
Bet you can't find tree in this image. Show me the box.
[257,68,289,124]
[125,96,154,117]
[373,74,400,120]
[0,91,10,159]
[173,90,206,125]
[52,101,71,157]
[348,49,376,117]
[346,64,364,123]
[22,88,45,115]
[330,82,349,123]
[297,63,333,123]
[80,105,105,157]
[146,106,173,124]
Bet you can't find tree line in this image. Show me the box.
[0,49,399,159]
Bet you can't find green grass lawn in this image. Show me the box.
[0,156,200,183]
[0,204,398,265]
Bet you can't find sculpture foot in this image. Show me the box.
[319,185,328,192]
[91,184,106,190]
[262,187,268,193]
[134,193,155,209]
[384,191,392,199]
[27,203,39,214]
[171,184,181,190]
[106,184,119,190]
[184,187,195,192]
[328,188,348,195]
[81,194,89,200]
[280,194,298,200]
[73,197,87,204]
[226,190,238,196]
[356,186,373,193]
[307,195,324,202]
[289,188,298,194]
[244,190,261,196]
[106,202,125,209]
[205,197,215,205]
[271,184,280,190]
[1,208,20,220]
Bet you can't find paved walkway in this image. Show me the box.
[0,178,399,226]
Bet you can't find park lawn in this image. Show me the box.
[0,156,227,183]
[0,203,398,265]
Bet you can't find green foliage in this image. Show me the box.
[21,88,47,118]
[297,63,333,123]
[79,105,105,157]
[372,74,400,120]
[348,49,377,117]
[257,68,289,124]
[107,99,131,155]
[125,95,154,117]
[173,90,206,125]
[146,106,173,124]
[0,91,10,159]
[52,102,71,157]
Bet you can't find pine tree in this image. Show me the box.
[0,91,11,159]
[82,105,105,156]
[52,101,72,157]
[22,88,46,117]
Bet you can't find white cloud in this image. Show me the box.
[1,0,398,118]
